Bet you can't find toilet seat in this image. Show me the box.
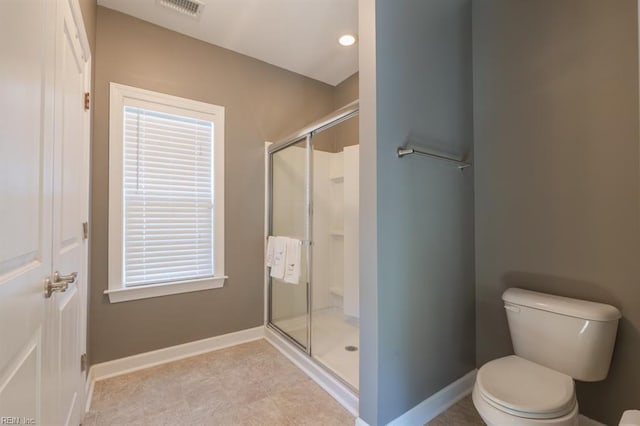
[473,385,579,426]
[476,356,576,419]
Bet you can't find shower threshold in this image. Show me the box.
[264,325,359,417]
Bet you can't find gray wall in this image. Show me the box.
[360,0,476,424]
[473,1,640,424]
[311,72,360,153]
[335,73,359,152]
[90,7,337,364]
[78,0,96,54]
[335,72,359,109]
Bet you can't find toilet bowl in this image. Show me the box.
[473,288,621,426]
[620,410,640,426]
[472,356,578,426]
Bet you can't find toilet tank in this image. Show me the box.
[503,288,621,381]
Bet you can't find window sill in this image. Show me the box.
[104,276,227,303]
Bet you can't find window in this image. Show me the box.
[107,83,225,303]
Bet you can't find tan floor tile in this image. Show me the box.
[89,339,354,426]
[427,395,485,426]
[91,375,146,412]
[184,376,231,411]
[218,370,274,406]
[94,403,145,426]
[144,401,193,426]
[192,397,290,426]
[193,351,241,381]
[81,411,98,426]
[270,379,353,426]
[142,389,187,416]
[243,397,291,426]
[287,410,354,426]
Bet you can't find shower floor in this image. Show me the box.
[312,308,359,390]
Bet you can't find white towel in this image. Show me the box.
[270,236,287,279]
[266,236,275,267]
[283,238,302,285]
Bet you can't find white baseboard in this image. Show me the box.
[355,418,370,426]
[86,326,265,411]
[353,372,606,426]
[356,370,477,426]
[386,370,477,425]
[84,370,95,413]
[264,326,359,417]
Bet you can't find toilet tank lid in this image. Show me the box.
[502,288,621,322]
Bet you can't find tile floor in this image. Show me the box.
[83,339,354,426]
[84,337,484,426]
[427,396,485,425]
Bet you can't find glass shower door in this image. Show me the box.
[268,137,310,350]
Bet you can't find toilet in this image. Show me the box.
[473,288,621,426]
[620,410,640,426]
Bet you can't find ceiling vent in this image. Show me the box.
[158,0,205,18]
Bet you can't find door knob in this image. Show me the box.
[45,277,68,298]
[54,271,77,284]
[44,271,77,298]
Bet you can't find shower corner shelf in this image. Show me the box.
[330,175,344,183]
[330,229,344,236]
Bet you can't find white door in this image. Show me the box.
[51,0,90,425]
[0,0,90,424]
[0,0,56,423]
[0,0,57,423]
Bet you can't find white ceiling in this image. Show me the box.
[97,0,359,86]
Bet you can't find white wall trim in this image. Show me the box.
[86,326,264,411]
[84,369,96,414]
[355,370,476,426]
[104,276,227,303]
[68,0,91,62]
[355,418,370,426]
[387,370,476,425]
[265,326,359,417]
[352,379,607,426]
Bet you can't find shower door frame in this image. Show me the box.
[267,134,313,352]
[266,101,359,372]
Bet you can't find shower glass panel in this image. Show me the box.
[269,137,310,349]
[310,116,360,390]
[267,101,359,392]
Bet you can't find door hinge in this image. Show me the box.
[82,222,88,240]
[80,353,87,372]
[84,92,90,111]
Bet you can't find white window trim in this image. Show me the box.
[106,83,226,303]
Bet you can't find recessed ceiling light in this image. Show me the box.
[338,34,357,47]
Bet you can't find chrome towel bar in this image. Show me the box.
[397,146,471,170]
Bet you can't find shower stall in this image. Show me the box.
[266,101,360,393]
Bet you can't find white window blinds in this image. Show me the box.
[123,106,214,287]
